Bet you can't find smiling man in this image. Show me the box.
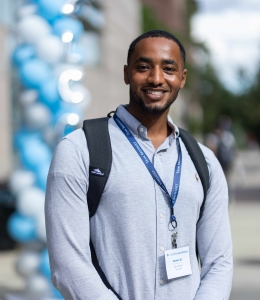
[45,30,233,300]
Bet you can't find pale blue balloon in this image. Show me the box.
[53,101,82,124]
[52,286,64,299]
[12,44,35,66]
[36,163,50,190]
[39,248,51,279]
[53,17,84,41]
[19,58,51,89]
[68,44,86,64]
[39,79,61,113]
[7,212,36,243]
[21,139,52,172]
[14,130,42,149]
[38,0,66,21]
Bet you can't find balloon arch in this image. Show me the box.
[7,0,103,298]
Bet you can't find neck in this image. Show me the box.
[127,102,172,148]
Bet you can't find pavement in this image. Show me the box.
[0,149,259,299]
[229,150,260,300]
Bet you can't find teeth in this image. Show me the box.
[147,90,164,95]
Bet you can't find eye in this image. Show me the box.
[164,67,175,73]
[137,64,149,71]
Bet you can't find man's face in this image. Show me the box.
[124,37,187,115]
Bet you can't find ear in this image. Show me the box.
[124,65,129,85]
[180,69,187,89]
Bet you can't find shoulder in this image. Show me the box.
[48,129,89,179]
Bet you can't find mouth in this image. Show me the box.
[146,90,165,95]
[142,88,167,100]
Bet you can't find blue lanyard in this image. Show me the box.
[113,113,182,229]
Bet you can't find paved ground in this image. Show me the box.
[0,150,259,299]
[229,150,260,300]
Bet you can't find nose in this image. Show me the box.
[148,66,164,86]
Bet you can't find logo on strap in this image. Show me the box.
[91,168,104,176]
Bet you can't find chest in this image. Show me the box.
[100,130,204,224]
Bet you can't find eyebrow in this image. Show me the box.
[134,56,152,64]
[163,59,178,67]
[134,56,178,68]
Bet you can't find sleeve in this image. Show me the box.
[194,147,233,300]
[45,137,119,300]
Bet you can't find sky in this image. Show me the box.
[191,0,260,93]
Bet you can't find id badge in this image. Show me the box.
[164,246,192,279]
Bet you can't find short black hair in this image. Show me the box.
[127,30,186,67]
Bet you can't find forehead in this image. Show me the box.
[130,37,182,65]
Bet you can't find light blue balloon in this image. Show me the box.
[14,130,42,149]
[51,284,64,299]
[36,163,50,190]
[38,0,66,21]
[21,139,52,172]
[12,44,35,66]
[53,17,84,41]
[20,58,51,89]
[39,79,61,113]
[69,44,86,64]
[7,212,36,243]
[39,248,51,279]
[53,101,82,125]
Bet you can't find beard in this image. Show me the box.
[129,87,180,115]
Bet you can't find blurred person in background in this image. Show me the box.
[205,116,237,202]
[45,30,233,300]
[215,116,236,177]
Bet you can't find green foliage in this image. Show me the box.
[237,71,260,144]
[199,64,236,132]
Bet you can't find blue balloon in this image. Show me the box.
[20,58,51,89]
[39,248,51,279]
[39,79,61,113]
[14,130,42,149]
[53,101,82,125]
[52,285,64,299]
[36,163,50,190]
[69,44,86,64]
[12,44,35,66]
[38,0,66,21]
[21,139,52,172]
[7,212,36,243]
[53,17,84,41]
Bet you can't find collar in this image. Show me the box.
[115,105,179,144]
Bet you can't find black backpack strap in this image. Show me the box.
[82,117,112,217]
[83,118,122,299]
[178,128,210,220]
[90,240,122,299]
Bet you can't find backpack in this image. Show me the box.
[82,115,210,300]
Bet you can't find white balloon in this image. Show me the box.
[9,170,35,195]
[17,15,51,44]
[26,274,51,298]
[19,90,38,106]
[36,35,63,64]
[16,250,40,277]
[17,187,45,218]
[17,4,37,19]
[36,213,47,243]
[24,103,51,130]
[70,83,91,111]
